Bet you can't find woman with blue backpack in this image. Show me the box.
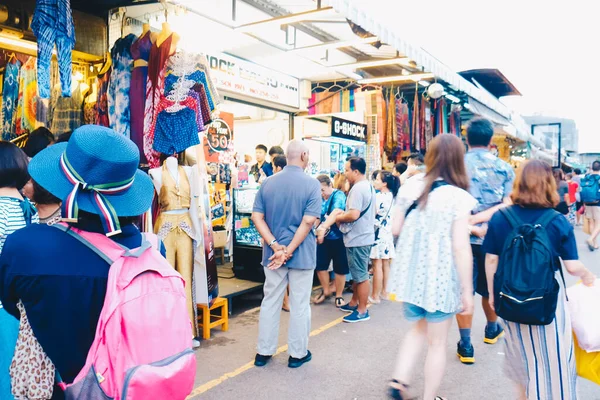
[483,160,596,400]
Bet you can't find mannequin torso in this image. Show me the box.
[156,22,179,54]
[149,157,192,215]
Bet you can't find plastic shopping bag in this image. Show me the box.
[574,334,600,386]
[567,279,600,352]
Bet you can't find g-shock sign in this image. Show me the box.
[331,117,367,142]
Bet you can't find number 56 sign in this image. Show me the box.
[204,114,233,163]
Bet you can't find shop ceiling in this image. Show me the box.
[119,0,431,83]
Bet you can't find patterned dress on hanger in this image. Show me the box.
[108,34,137,138]
[130,31,153,163]
[2,61,21,140]
[95,69,111,127]
[144,34,174,168]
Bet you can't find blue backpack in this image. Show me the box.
[580,174,600,204]
[494,208,565,326]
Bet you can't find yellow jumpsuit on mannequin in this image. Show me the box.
[154,163,196,337]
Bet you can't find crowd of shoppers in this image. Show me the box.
[0,116,597,400]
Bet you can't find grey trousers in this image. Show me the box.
[257,267,313,359]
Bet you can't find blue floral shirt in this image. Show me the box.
[465,149,515,244]
[322,189,346,241]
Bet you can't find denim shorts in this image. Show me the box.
[346,245,372,283]
[403,303,455,323]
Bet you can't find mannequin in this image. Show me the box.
[156,22,179,54]
[150,155,198,339]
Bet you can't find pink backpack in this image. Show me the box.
[54,224,196,400]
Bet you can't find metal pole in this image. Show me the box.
[232,0,237,22]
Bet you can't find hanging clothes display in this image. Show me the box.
[108,34,137,138]
[130,31,153,163]
[2,60,21,140]
[31,0,75,98]
[412,89,420,151]
[384,89,397,156]
[49,84,83,135]
[15,57,37,135]
[144,34,175,168]
[449,104,462,136]
[421,95,434,147]
[95,69,111,127]
[149,51,220,156]
[395,97,410,153]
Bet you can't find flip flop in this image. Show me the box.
[335,297,346,308]
[312,291,330,304]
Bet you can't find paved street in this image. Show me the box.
[189,227,600,399]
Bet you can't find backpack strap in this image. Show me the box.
[534,209,560,228]
[499,207,523,229]
[52,223,116,265]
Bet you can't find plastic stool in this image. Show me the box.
[197,297,229,340]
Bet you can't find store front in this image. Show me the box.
[296,114,367,176]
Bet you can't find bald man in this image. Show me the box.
[251,140,322,369]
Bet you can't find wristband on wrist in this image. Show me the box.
[268,239,278,248]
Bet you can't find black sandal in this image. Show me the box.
[335,297,346,308]
[388,379,414,400]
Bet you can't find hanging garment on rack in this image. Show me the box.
[379,90,386,153]
[2,61,21,140]
[308,92,317,115]
[95,69,111,127]
[191,83,212,126]
[419,96,427,150]
[15,57,37,135]
[144,34,175,168]
[395,99,410,152]
[32,0,75,98]
[384,89,397,156]
[130,31,153,163]
[422,96,434,148]
[50,83,83,134]
[164,53,221,111]
[412,90,420,151]
[108,33,137,138]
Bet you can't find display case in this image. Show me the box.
[232,188,265,282]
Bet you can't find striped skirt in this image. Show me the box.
[502,285,577,400]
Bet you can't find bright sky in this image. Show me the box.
[351,0,599,152]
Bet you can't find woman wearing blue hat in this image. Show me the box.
[0,125,156,399]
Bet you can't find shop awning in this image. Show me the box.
[466,97,510,126]
[328,0,511,119]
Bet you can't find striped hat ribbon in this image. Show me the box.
[60,152,134,236]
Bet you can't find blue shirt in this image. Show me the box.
[483,206,578,266]
[321,189,346,240]
[465,148,515,244]
[0,222,164,400]
[253,166,322,269]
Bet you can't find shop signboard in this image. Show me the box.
[204,112,234,163]
[206,53,300,108]
[330,116,368,143]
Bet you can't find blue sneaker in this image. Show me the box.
[456,341,475,364]
[484,324,505,344]
[343,310,370,323]
[339,303,358,313]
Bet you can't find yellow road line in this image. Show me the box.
[187,315,345,398]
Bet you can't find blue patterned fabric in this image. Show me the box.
[465,148,515,244]
[34,21,74,98]
[108,34,137,138]
[152,108,200,155]
[32,0,75,99]
[1,62,20,140]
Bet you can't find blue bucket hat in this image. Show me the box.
[28,125,154,236]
